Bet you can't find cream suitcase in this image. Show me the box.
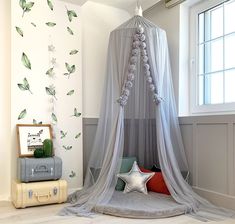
[12,179,67,208]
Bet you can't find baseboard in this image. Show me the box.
[193,186,235,210]
[0,195,11,202]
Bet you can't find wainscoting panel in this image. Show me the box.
[83,115,235,209]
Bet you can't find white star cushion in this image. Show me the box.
[117,161,154,194]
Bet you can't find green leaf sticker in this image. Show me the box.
[45,85,57,100]
[17,77,33,94]
[21,52,31,70]
[18,109,27,120]
[72,108,81,117]
[51,113,57,123]
[47,0,53,10]
[46,22,56,27]
[63,145,72,151]
[69,49,78,55]
[69,171,76,178]
[67,90,74,96]
[46,67,54,77]
[67,27,74,35]
[31,22,36,27]
[64,63,76,78]
[75,132,81,139]
[33,119,42,124]
[66,7,77,22]
[60,130,67,139]
[20,0,34,17]
[15,26,23,37]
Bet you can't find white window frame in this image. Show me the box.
[189,0,235,115]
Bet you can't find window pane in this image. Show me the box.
[205,39,223,73]
[198,44,204,74]
[198,13,204,44]
[199,75,204,105]
[205,73,223,104]
[225,34,235,69]
[211,6,223,39]
[225,69,235,103]
[225,0,235,34]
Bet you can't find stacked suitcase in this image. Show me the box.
[12,156,68,208]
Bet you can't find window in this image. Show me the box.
[190,0,235,114]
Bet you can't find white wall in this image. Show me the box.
[0,0,11,201]
[81,1,130,118]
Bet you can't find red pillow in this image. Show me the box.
[140,167,170,195]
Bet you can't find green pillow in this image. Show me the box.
[115,157,137,191]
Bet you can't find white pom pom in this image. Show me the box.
[142,56,148,63]
[123,89,130,96]
[146,77,152,83]
[145,70,151,77]
[140,34,146,42]
[133,34,140,41]
[127,73,135,81]
[141,50,147,56]
[137,26,144,34]
[130,56,138,64]
[143,63,150,71]
[129,64,136,72]
[149,84,155,92]
[132,49,139,56]
[140,42,146,49]
[133,41,140,49]
[125,81,133,89]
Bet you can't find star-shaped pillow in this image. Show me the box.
[117,161,154,194]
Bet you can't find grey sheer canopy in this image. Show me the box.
[60,16,234,221]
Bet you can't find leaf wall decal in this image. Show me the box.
[67,27,74,35]
[45,85,57,100]
[72,108,81,117]
[60,130,67,139]
[31,22,36,27]
[33,119,42,124]
[63,145,72,151]
[64,63,76,78]
[15,27,23,37]
[75,132,81,139]
[51,113,57,123]
[69,171,76,178]
[18,109,27,120]
[69,49,78,55]
[67,90,74,96]
[17,77,33,94]
[66,7,77,22]
[46,67,54,77]
[20,0,34,17]
[46,22,56,27]
[21,53,31,70]
[47,0,53,10]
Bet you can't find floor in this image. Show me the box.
[0,202,235,224]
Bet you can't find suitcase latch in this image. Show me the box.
[53,187,58,196]
[28,190,33,199]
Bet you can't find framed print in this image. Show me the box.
[17,124,52,157]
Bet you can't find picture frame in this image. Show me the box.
[16,124,53,157]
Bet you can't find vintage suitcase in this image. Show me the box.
[12,179,67,208]
[18,156,62,182]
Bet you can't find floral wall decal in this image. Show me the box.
[12,0,82,189]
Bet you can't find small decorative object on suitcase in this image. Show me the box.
[18,156,62,183]
[12,179,67,208]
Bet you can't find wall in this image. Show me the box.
[0,0,11,201]
[81,1,131,118]
[180,115,235,210]
[11,0,82,191]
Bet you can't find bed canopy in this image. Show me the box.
[60,14,234,221]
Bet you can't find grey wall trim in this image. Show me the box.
[83,118,98,177]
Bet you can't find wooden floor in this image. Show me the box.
[0,201,235,224]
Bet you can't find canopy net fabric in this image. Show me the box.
[60,16,235,221]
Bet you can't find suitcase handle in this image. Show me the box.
[34,165,49,173]
[35,192,51,203]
